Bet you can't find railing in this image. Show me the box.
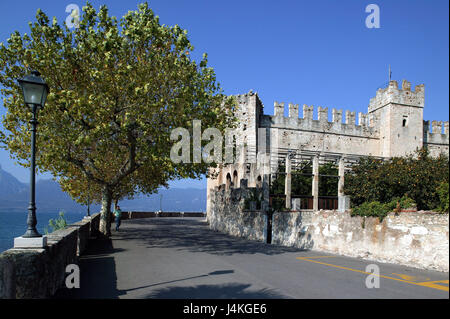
[269,194,338,211]
[110,211,206,220]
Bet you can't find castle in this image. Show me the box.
[206,80,449,214]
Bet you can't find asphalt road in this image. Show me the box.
[55,217,449,299]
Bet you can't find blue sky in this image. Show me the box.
[0,0,448,187]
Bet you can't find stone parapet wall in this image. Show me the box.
[273,210,449,272]
[0,213,101,299]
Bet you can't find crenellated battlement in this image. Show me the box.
[424,120,450,145]
[261,102,377,138]
[232,79,447,159]
[368,80,425,113]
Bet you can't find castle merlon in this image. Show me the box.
[345,111,356,125]
[303,104,314,121]
[318,107,328,123]
[288,103,299,118]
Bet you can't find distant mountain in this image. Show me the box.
[0,164,27,196]
[0,165,206,213]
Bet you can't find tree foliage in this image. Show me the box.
[0,2,236,235]
[344,148,449,211]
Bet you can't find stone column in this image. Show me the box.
[285,154,292,210]
[338,157,350,212]
[338,157,345,197]
[262,154,271,212]
[312,155,319,211]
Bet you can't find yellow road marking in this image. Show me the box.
[391,273,430,282]
[298,256,339,259]
[296,257,449,292]
[416,280,449,291]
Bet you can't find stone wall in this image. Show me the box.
[0,213,101,299]
[272,210,449,272]
[208,187,267,242]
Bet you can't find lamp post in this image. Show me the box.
[87,179,91,217]
[17,70,49,238]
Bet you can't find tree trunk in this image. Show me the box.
[113,198,119,210]
[99,186,113,237]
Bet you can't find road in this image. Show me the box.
[55,217,449,299]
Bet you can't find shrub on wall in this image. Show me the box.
[351,196,417,221]
[344,148,449,212]
[44,211,68,234]
[436,181,449,213]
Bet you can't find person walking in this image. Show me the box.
[114,205,122,231]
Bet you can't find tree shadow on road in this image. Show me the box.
[144,282,290,299]
[53,238,126,299]
[117,218,307,256]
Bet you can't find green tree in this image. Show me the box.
[344,148,449,211]
[0,2,236,236]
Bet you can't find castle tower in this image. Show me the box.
[368,80,425,157]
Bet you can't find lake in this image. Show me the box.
[0,211,88,253]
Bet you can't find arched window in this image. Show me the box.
[233,170,238,188]
[256,175,262,188]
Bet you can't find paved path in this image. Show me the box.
[55,217,449,299]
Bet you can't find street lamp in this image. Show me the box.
[18,70,49,238]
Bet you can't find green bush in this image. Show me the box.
[351,195,417,221]
[45,211,68,234]
[271,197,285,212]
[344,148,449,211]
[352,201,388,220]
[436,181,449,212]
